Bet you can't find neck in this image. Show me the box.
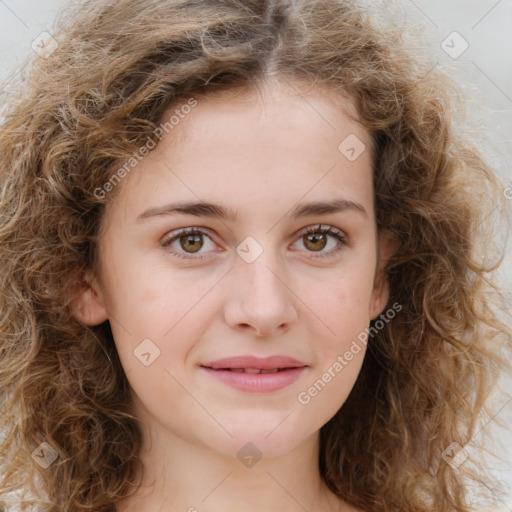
[115,399,348,512]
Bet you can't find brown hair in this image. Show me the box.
[1,0,510,511]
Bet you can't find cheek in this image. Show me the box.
[309,264,376,345]
[103,253,214,333]
[296,273,374,417]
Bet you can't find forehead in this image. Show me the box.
[106,80,374,224]
[167,79,367,148]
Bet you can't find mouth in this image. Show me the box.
[199,356,308,392]
[200,366,299,374]
[200,355,307,371]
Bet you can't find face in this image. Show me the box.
[71,79,394,460]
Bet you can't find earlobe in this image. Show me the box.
[369,231,399,320]
[66,270,109,326]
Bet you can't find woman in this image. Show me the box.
[0,1,510,510]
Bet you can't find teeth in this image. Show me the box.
[228,368,280,374]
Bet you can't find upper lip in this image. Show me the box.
[201,355,307,370]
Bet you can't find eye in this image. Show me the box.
[161,224,348,261]
[291,224,348,258]
[161,227,217,260]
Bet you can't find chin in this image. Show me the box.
[203,420,311,460]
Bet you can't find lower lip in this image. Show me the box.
[201,367,307,392]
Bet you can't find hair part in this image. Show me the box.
[1,1,511,511]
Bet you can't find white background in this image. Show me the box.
[0,0,510,510]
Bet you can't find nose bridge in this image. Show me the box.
[244,252,284,299]
[223,240,297,336]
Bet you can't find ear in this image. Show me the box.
[66,269,109,326]
[369,230,399,320]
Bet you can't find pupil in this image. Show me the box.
[182,234,202,253]
[306,233,326,251]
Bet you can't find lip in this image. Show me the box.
[201,355,307,370]
[200,355,309,393]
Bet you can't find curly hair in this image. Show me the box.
[0,0,510,511]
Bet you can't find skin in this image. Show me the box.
[70,78,397,512]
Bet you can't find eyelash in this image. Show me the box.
[160,224,348,260]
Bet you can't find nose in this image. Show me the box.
[223,251,298,338]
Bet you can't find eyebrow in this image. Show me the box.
[135,197,367,223]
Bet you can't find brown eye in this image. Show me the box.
[292,224,348,258]
[179,233,203,253]
[161,227,217,259]
[303,232,328,251]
